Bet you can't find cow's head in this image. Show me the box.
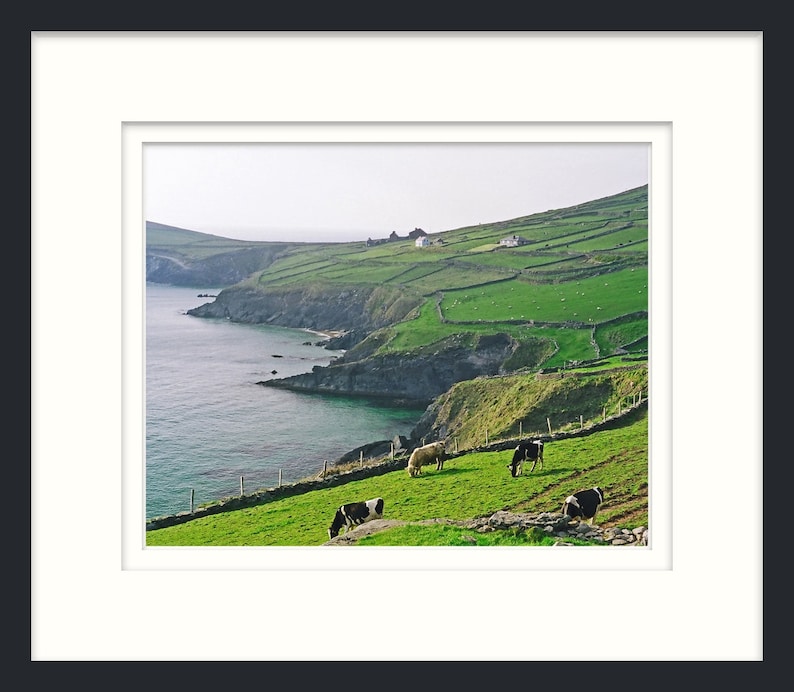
[562,495,582,517]
[328,509,345,539]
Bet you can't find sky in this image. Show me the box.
[144,142,649,243]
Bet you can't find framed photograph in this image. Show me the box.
[126,124,667,573]
[32,32,762,661]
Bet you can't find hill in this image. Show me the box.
[144,186,650,545]
[146,221,295,286]
[170,185,647,403]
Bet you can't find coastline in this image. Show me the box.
[304,328,346,340]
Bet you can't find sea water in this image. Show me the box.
[145,284,424,519]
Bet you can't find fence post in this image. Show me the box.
[278,469,282,487]
[360,450,364,467]
[519,421,523,437]
[390,443,394,459]
[485,429,489,446]
[455,438,458,454]
[240,476,244,497]
[190,488,194,514]
[323,460,327,479]
[580,414,583,429]
[547,417,552,434]
[603,407,606,422]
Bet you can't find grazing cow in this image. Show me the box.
[328,497,385,539]
[507,440,544,477]
[406,441,445,477]
[561,487,604,524]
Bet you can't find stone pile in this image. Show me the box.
[325,511,649,546]
[464,510,649,546]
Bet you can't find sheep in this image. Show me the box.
[406,441,446,477]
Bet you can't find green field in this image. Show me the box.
[256,185,647,365]
[146,407,648,547]
[149,186,649,368]
[145,186,651,546]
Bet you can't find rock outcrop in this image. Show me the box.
[147,245,290,287]
[258,332,525,405]
[324,511,649,546]
[188,284,421,338]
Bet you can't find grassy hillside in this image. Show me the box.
[151,185,648,369]
[146,221,281,260]
[145,187,651,546]
[419,364,648,450]
[146,402,648,547]
[245,184,648,367]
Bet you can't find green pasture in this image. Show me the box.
[150,185,649,373]
[440,266,647,324]
[594,317,649,355]
[398,265,514,294]
[146,409,648,547]
[305,262,410,285]
[454,251,540,270]
[378,298,618,365]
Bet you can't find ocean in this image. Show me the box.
[145,283,424,519]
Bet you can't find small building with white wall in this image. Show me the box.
[500,235,528,247]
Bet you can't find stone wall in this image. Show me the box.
[146,399,647,532]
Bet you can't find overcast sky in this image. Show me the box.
[144,142,649,243]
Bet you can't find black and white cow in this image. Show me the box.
[328,497,385,539]
[507,440,544,477]
[561,487,604,524]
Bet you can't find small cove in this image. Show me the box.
[146,284,424,519]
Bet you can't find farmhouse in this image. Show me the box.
[366,227,428,247]
[500,234,528,247]
[415,236,430,247]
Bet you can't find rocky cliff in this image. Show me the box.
[258,332,531,406]
[188,284,554,405]
[146,245,290,287]
[187,283,421,335]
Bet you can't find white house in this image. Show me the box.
[500,235,528,247]
[415,237,430,247]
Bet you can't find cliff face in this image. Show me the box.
[188,283,421,334]
[146,245,290,287]
[188,284,553,406]
[410,365,649,447]
[258,332,523,406]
